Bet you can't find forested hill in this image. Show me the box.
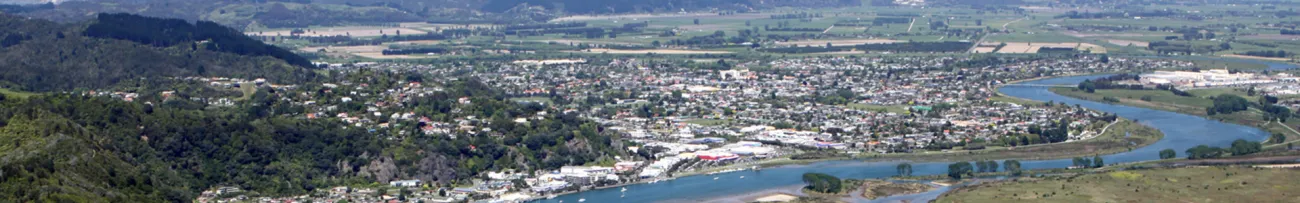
[0,13,316,92]
[85,13,315,68]
[0,78,627,202]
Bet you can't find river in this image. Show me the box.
[533,74,1276,203]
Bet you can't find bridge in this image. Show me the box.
[1000,84,1075,88]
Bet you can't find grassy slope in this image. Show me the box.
[935,166,1300,202]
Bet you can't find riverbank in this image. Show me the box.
[850,119,1161,163]
[1047,87,1300,148]
[934,166,1300,202]
[536,74,1271,203]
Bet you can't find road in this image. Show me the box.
[1002,17,1026,31]
[906,18,915,32]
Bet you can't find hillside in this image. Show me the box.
[0,13,317,92]
[0,80,627,202]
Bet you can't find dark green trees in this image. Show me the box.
[975,160,998,173]
[1209,94,1250,115]
[896,163,913,176]
[1003,160,1023,176]
[1186,145,1225,159]
[1230,139,1263,156]
[1159,149,1177,159]
[948,162,974,179]
[1271,133,1288,144]
[802,173,842,193]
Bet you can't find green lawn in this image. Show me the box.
[844,103,910,114]
[1184,58,1272,71]
[1054,87,1213,108]
[509,97,554,104]
[684,119,730,126]
[1186,88,1257,100]
[0,87,35,99]
[936,167,1300,202]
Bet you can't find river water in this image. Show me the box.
[534,74,1277,203]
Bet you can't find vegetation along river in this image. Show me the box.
[534,64,1287,203]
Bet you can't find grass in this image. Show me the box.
[1184,58,1273,71]
[235,83,257,101]
[988,93,1046,106]
[0,87,35,99]
[508,96,553,104]
[844,103,909,114]
[1051,87,1213,108]
[855,119,1161,163]
[1186,88,1256,101]
[684,119,730,126]
[1049,87,1300,144]
[1050,87,1211,114]
[984,32,1084,43]
[935,166,1300,202]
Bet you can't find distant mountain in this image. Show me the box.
[0,13,317,92]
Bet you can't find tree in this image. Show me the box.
[1100,54,1110,63]
[1230,139,1262,156]
[1091,155,1104,168]
[1159,149,1177,159]
[975,161,988,172]
[1272,133,1287,144]
[1072,157,1092,168]
[651,40,661,47]
[896,163,913,176]
[1186,145,1225,159]
[1077,80,1096,93]
[948,162,974,179]
[1248,86,1257,96]
[694,19,700,25]
[1003,160,1023,176]
[985,160,998,173]
[802,173,842,193]
[1210,94,1251,114]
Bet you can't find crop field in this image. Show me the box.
[568,48,734,54]
[935,167,1300,203]
[992,42,1106,54]
[248,26,429,37]
[776,39,899,46]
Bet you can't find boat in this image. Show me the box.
[547,194,557,199]
[621,187,627,192]
[578,198,586,202]
[713,177,719,180]
[740,176,745,179]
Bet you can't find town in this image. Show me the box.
[110,56,1226,203]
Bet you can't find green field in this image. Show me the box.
[684,118,731,126]
[1049,87,1300,145]
[845,103,910,114]
[857,119,1160,163]
[936,166,1300,202]
[1050,87,1212,109]
[0,87,35,99]
[509,96,554,104]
